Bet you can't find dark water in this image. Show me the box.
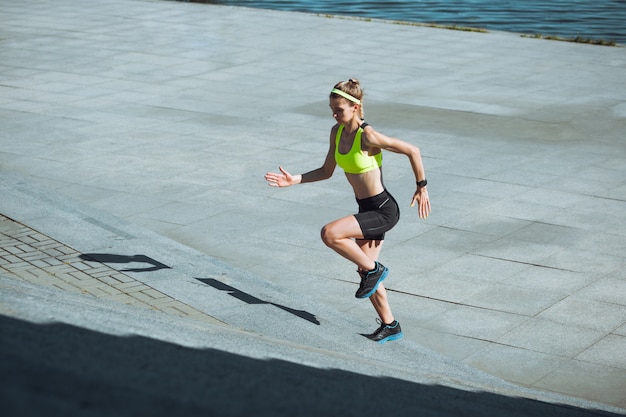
[184,0,626,44]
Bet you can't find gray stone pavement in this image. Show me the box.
[1,0,625,413]
[1,175,624,417]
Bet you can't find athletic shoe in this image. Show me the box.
[355,261,388,299]
[365,319,403,344]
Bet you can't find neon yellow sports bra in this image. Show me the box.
[335,123,382,174]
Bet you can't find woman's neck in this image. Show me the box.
[343,118,363,133]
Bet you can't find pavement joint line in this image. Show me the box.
[0,214,221,325]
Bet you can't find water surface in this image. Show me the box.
[185,0,626,44]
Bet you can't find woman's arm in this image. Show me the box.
[363,128,431,218]
[265,129,337,187]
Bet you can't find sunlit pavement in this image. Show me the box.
[1,0,625,414]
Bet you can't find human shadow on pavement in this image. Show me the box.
[80,253,171,272]
[1,315,621,417]
[197,277,320,325]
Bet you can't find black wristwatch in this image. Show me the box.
[416,179,427,188]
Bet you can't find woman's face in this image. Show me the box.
[329,97,358,124]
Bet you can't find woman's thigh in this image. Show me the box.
[321,215,364,240]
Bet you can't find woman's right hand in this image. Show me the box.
[265,166,296,187]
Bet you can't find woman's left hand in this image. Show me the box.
[411,187,431,219]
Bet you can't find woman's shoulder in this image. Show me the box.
[328,123,341,145]
[360,124,388,149]
[329,123,342,136]
[360,123,378,140]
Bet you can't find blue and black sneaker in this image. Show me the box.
[355,261,388,299]
[365,320,403,344]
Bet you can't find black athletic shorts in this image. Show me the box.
[354,189,400,241]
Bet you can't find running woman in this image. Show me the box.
[265,78,431,343]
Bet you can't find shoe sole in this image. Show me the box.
[356,267,388,299]
[377,331,403,344]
